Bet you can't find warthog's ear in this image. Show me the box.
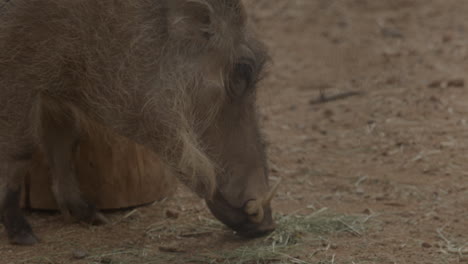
[168,0,215,41]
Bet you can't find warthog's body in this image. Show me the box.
[0,0,276,245]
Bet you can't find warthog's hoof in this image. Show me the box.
[62,200,109,225]
[9,231,39,246]
[90,212,109,225]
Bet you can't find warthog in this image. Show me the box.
[0,0,279,245]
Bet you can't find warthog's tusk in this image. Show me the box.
[262,177,282,206]
[244,200,264,224]
[244,178,282,224]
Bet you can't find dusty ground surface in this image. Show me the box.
[1,0,468,263]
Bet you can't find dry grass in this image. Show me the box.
[160,209,367,264]
[30,208,365,264]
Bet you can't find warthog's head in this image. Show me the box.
[165,0,278,237]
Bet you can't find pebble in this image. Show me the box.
[100,257,113,264]
[72,249,89,260]
[421,242,432,248]
[447,78,465,88]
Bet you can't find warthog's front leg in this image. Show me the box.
[38,98,107,225]
[0,158,38,245]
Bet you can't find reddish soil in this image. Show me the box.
[1,1,467,263]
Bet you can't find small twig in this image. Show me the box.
[151,197,168,206]
[179,231,212,238]
[308,207,329,218]
[437,228,452,245]
[309,91,364,105]
[447,244,468,255]
[354,175,368,187]
[362,211,380,224]
[159,246,186,253]
[277,252,312,264]
[339,219,362,236]
[437,228,468,255]
[123,209,139,219]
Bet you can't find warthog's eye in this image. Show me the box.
[228,60,256,99]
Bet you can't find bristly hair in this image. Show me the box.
[0,0,264,200]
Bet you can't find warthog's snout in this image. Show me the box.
[206,193,276,238]
[234,205,276,238]
[206,179,281,238]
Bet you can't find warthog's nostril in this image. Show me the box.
[244,199,265,224]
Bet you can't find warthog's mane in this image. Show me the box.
[0,0,266,199]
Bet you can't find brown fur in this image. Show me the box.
[0,0,272,244]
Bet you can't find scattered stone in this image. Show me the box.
[72,249,88,260]
[422,242,432,248]
[323,109,334,118]
[428,80,443,88]
[447,78,465,88]
[100,257,113,264]
[355,187,365,195]
[375,196,386,201]
[428,78,465,89]
[381,27,404,38]
[442,34,452,43]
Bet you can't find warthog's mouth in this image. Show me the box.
[234,206,276,238]
[205,190,276,238]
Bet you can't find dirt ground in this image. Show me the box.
[1,0,468,263]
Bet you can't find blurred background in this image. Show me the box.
[2,1,467,263]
